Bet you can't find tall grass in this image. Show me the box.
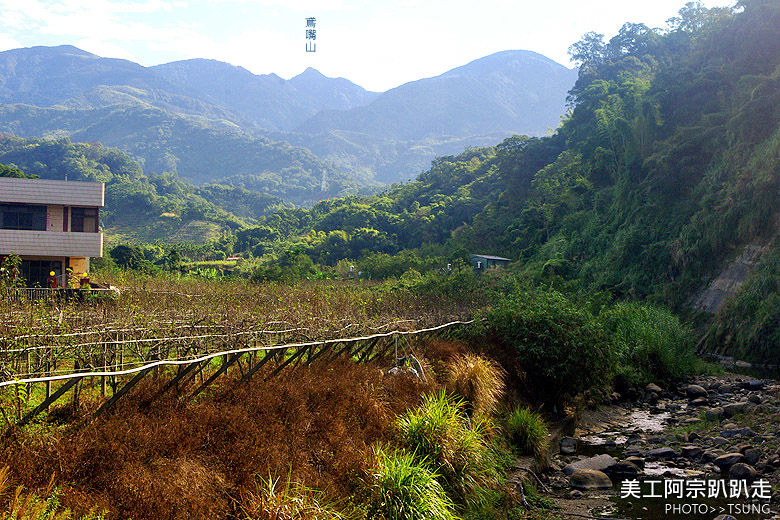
[444,354,505,420]
[395,391,490,501]
[504,408,549,461]
[365,446,458,520]
[599,301,697,388]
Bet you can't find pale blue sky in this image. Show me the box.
[0,0,733,92]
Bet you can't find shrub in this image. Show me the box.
[600,301,697,388]
[395,391,490,500]
[483,289,616,406]
[504,408,549,460]
[444,354,505,419]
[365,446,458,520]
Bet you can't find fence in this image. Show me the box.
[0,320,474,426]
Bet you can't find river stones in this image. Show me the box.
[562,454,617,476]
[569,469,613,490]
[713,453,745,472]
[711,436,729,446]
[705,407,724,421]
[720,427,756,438]
[702,449,726,463]
[646,447,676,461]
[728,462,758,482]
[645,382,663,394]
[625,456,645,470]
[686,384,708,399]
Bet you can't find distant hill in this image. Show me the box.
[296,51,577,141]
[152,60,378,131]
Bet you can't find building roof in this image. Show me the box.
[0,177,104,207]
[471,254,511,261]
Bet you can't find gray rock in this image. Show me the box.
[681,446,704,459]
[610,461,641,478]
[563,454,617,476]
[702,449,726,463]
[723,402,749,417]
[714,453,746,472]
[705,407,724,421]
[748,394,762,404]
[691,397,709,407]
[728,462,758,482]
[744,448,761,466]
[742,380,764,391]
[646,382,663,393]
[625,456,645,470]
[712,436,729,446]
[646,447,676,461]
[686,384,708,399]
[718,384,734,394]
[569,469,613,490]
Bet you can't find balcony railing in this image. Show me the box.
[0,229,103,258]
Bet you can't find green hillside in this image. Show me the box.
[208,0,779,362]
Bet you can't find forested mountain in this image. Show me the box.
[0,45,576,194]
[199,0,779,362]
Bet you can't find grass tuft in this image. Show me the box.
[444,354,505,420]
[505,408,549,461]
[365,445,459,520]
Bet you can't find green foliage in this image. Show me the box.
[710,248,780,363]
[395,391,491,501]
[365,446,459,520]
[599,301,698,388]
[483,288,615,405]
[504,408,549,460]
[0,162,36,178]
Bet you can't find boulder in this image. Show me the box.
[728,462,758,482]
[681,446,704,460]
[625,456,645,470]
[610,461,641,478]
[744,448,761,466]
[705,407,724,421]
[563,454,618,476]
[686,384,708,399]
[646,447,676,461]
[702,449,726,463]
[711,436,729,446]
[722,402,749,418]
[569,469,613,490]
[713,453,746,472]
[645,382,663,394]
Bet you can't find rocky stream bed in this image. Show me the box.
[523,374,780,520]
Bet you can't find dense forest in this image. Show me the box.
[2,0,779,362]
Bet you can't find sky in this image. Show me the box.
[0,0,734,92]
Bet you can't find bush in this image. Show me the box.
[600,301,697,388]
[483,289,616,406]
[444,354,505,419]
[505,408,549,460]
[365,446,458,520]
[395,391,490,500]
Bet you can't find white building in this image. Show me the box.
[0,177,104,287]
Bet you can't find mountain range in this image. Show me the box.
[0,45,577,201]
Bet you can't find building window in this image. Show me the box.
[71,207,98,233]
[0,204,47,230]
[20,260,62,288]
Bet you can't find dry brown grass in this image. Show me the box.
[443,353,505,419]
[0,359,434,520]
